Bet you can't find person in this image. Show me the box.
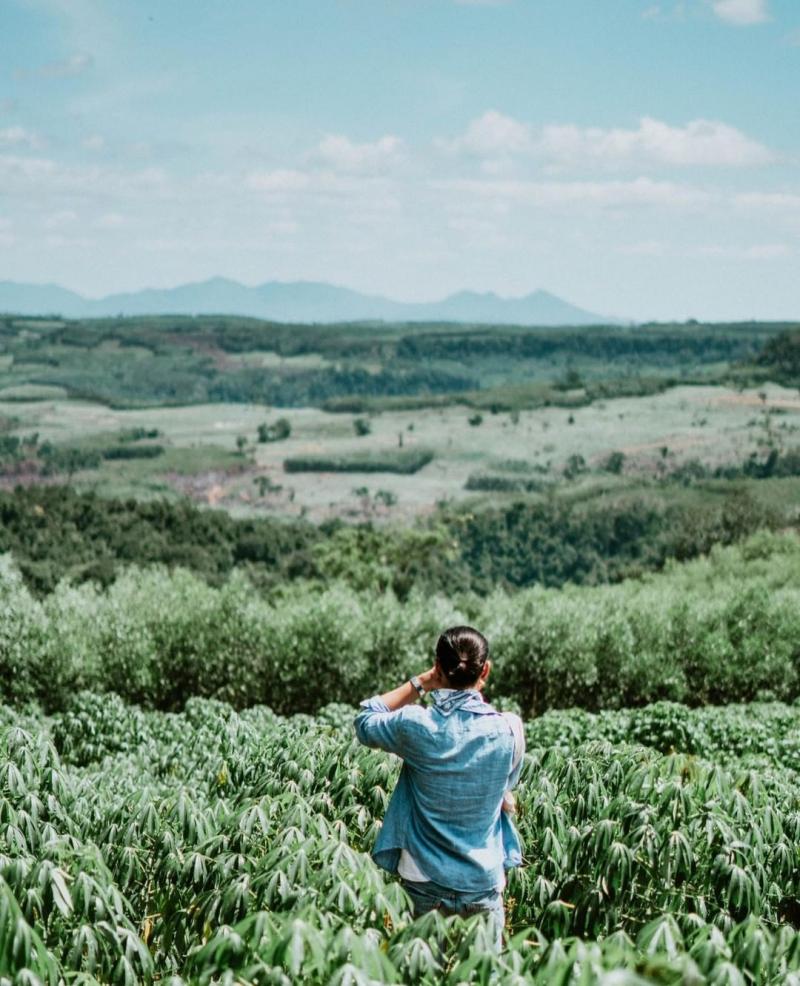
[353,625,524,951]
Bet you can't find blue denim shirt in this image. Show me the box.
[354,688,523,893]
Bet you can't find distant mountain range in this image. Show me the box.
[0,277,619,326]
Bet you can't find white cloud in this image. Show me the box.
[742,243,791,259]
[438,110,533,157]
[0,126,43,150]
[442,112,774,168]
[541,116,774,167]
[246,169,310,193]
[436,176,711,209]
[711,0,769,25]
[0,153,169,199]
[735,191,800,210]
[317,134,404,174]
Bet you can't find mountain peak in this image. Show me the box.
[0,279,619,325]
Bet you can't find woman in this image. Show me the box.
[354,625,524,950]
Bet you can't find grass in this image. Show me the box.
[0,383,69,400]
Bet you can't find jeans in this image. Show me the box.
[401,877,505,952]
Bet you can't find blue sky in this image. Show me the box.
[0,0,798,320]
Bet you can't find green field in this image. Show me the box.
[6,693,800,984]
[1,381,798,521]
[3,532,800,982]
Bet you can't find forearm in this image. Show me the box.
[376,667,444,710]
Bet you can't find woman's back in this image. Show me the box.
[355,687,523,891]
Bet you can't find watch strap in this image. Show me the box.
[409,675,426,700]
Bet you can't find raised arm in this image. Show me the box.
[353,666,446,754]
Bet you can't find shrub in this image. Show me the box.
[284,449,434,475]
[257,417,292,442]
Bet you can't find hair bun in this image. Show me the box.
[435,626,489,689]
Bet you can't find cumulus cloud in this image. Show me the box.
[540,116,774,167]
[440,112,774,169]
[711,0,769,25]
[438,110,533,157]
[316,134,404,174]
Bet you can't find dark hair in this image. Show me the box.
[435,625,489,689]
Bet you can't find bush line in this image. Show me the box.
[1,531,798,715]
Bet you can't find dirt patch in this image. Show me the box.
[712,393,800,412]
[619,435,706,456]
[162,465,249,505]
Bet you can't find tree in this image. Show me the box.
[602,451,626,475]
[257,418,292,443]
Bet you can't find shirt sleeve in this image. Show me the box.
[503,712,526,790]
[353,696,411,757]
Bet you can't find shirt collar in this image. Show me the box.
[430,688,496,716]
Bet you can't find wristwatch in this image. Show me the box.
[409,675,426,701]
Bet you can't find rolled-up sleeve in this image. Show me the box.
[354,696,410,757]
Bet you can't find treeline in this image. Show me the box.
[756,327,800,382]
[441,488,780,592]
[1,532,797,715]
[0,487,321,593]
[205,366,473,407]
[396,327,765,364]
[0,483,784,596]
[0,484,787,595]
